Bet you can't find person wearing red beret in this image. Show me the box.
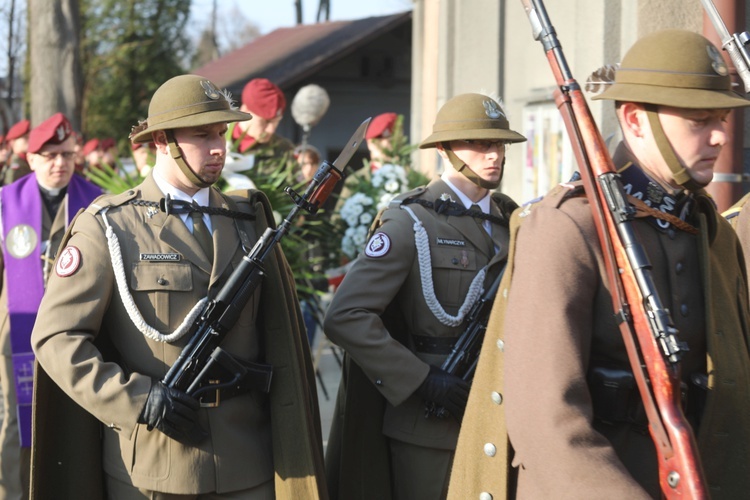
[1,119,31,186]
[366,112,398,172]
[0,112,102,498]
[227,78,296,180]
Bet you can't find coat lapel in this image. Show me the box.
[429,180,493,259]
[208,189,240,289]
[140,176,212,275]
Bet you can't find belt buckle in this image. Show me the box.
[199,379,221,408]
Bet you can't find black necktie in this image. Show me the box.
[471,204,495,256]
[190,209,213,262]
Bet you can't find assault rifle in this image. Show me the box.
[426,268,505,419]
[700,0,750,93]
[161,118,371,397]
[521,1,707,497]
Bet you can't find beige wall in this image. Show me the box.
[411,0,744,204]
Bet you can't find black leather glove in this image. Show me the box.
[417,365,471,420]
[138,381,207,445]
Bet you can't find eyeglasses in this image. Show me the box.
[37,151,76,161]
[458,139,507,153]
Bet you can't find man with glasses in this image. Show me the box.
[324,93,526,500]
[0,112,101,499]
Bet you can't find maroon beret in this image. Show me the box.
[241,78,286,120]
[27,113,73,154]
[6,119,30,141]
[366,112,398,140]
[82,138,100,156]
[100,137,116,151]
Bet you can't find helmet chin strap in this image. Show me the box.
[443,143,502,190]
[165,130,213,189]
[644,105,706,192]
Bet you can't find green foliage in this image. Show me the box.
[80,0,190,156]
[85,162,142,193]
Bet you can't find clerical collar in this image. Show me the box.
[619,162,692,231]
[38,183,67,216]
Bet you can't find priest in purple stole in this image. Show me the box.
[0,112,102,499]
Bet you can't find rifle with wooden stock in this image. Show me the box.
[520,1,708,497]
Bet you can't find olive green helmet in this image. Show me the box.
[593,29,750,109]
[130,74,251,144]
[420,93,526,189]
[130,75,251,188]
[419,93,526,148]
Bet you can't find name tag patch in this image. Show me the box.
[140,253,181,262]
[436,237,465,247]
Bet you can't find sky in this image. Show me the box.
[190,0,413,36]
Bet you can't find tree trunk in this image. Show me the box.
[28,0,82,129]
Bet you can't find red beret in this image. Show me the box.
[6,119,30,141]
[100,137,116,150]
[27,113,73,154]
[366,112,398,140]
[82,138,100,157]
[242,78,286,120]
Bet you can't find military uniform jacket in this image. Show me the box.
[30,174,327,498]
[1,154,30,186]
[451,144,750,499]
[324,178,515,499]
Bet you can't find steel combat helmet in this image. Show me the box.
[593,30,750,191]
[130,75,251,188]
[420,93,526,189]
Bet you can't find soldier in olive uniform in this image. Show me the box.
[0,113,101,500]
[1,120,30,186]
[449,30,750,500]
[324,93,526,500]
[30,75,327,498]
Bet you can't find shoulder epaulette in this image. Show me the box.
[86,189,138,215]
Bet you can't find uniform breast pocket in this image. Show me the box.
[430,246,478,309]
[131,262,193,331]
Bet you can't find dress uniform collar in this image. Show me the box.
[152,166,212,231]
[440,173,491,213]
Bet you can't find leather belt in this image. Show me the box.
[412,334,459,355]
[193,350,273,408]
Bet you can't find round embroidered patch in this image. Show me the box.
[6,224,37,259]
[55,246,81,277]
[364,233,391,258]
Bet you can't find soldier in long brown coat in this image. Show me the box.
[324,93,526,500]
[29,75,327,498]
[449,29,750,500]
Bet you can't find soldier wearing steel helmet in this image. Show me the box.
[29,74,327,498]
[323,93,526,500]
[447,30,750,500]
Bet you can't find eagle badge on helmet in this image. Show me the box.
[201,80,222,100]
[483,99,505,119]
[707,45,729,76]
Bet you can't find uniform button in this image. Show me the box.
[484,443,497,457]
[157,277,167,285]
[680,304,689,317]
[452,258,459,265]
[496,339,504,351]
[491,392,503,405]
[375,379,383,386]
[479,493,493,500]
[675,262,684,274]
[668,229,676,240]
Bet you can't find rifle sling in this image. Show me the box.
[412,334,460,355]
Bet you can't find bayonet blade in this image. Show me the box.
[332,117,371,171]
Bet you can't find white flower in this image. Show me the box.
[359,212,373,225]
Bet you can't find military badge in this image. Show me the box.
[364,232,391,258]
[55,246,81,277]
[483,99,506,120]
[200,80,222,100]
[5,224,37,259]
[707,45,729,76]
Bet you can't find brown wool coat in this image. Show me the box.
[30,176,327,498]
[451,178,750,499]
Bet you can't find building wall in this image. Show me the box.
[412,0,750,206]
